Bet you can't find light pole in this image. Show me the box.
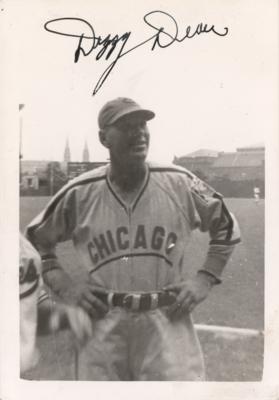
[19,104,25,187]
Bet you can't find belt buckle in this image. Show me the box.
[150,292,159,310]
[123,293,141,311]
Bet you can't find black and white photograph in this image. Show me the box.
[1,0,278,399]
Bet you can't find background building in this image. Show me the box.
[63,138,71,162]
[20,141,265,198]
[174,144,265,198]
[20,160,50,195]
[212,145,264,181]
[20,140,107,196]
[173,149,221,181]
[82,141,90,162]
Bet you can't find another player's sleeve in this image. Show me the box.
[20,234,41,372]
[186,174,241,282]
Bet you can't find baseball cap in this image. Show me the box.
[98,97,155,129]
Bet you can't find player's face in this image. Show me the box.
[104,114,150,166]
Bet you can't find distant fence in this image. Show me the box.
[20,187,50,197]
[20,162,108,197]
[208,179,265,198]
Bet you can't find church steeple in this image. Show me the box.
[64,138,71,162]
[82,140,90,162]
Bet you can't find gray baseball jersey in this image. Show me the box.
[27,162,240,291]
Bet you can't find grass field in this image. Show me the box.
[20,197,264,381]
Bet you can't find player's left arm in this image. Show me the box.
[193,189,241,282]
[165,175,241,318]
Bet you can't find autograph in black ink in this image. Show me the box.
[44,11,229,95]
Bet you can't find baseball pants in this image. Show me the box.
[76,307,205,381]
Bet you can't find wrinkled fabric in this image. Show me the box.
[77,308,205,381]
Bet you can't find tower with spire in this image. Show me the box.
[63,138,71,162]
[82,140,90,162]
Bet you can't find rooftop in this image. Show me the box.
[213,152,264,168]
[180,149,221,158]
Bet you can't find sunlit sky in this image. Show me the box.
[13,1,276,163]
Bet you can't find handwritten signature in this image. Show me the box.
[44,11,229,95]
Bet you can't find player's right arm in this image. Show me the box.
[26,186,108,318]
[26,187,77,303]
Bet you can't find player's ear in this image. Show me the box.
[99,129,109,148]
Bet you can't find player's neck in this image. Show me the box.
[109,161,147,193]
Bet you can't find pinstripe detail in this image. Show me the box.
[150,167,239,244]
[43,175,106,221]
[132,170,150,211]
[105,175,127,211]
[89,252,173,274]
[27,175,106,235]
[105,168,150,213]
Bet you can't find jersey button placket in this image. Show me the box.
[127,206,135,289]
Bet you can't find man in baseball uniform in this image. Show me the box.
[26,97,241,380]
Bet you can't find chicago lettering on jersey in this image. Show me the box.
[87,224,177,265]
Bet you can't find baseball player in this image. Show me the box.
[20,234,92,373]
[26,97,241,380]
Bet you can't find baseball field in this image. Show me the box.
[20,197,264,381]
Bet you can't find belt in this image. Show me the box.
[95,291,177,312]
